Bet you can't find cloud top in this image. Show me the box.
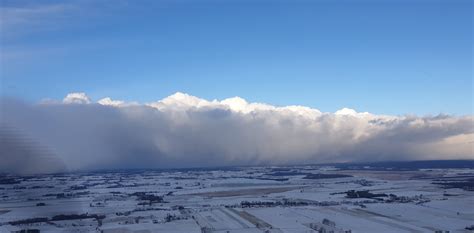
[1,92,473,174]
[63,92,91,104]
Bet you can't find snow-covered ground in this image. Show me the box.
[0,166,473,232]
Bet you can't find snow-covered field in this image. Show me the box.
[0,166,473,232]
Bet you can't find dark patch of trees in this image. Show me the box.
[9,213,106,225]
[42,191,89,199]
[18,229,40,233]
[241,176,289,182]
[303,173,353,179]
[266,171,308,176]
[432,179,474,191]
[9,217,49,225]
[129,192,164,204]
[240,200,315,208]
[345,190,387,199]
[51,213,105,221]
[0,177,20,184]
[69,185,87,190]
[256,177,289,182]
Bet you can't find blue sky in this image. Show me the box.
[1,0,472,115]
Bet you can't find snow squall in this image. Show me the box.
[1,92,473,174]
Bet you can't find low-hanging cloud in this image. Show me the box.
[1,92,473,174]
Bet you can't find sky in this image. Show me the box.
[0,0,473,173]
[1,0,472,115]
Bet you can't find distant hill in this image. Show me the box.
[334,160,474,171]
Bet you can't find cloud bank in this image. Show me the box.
[1,92,473,174]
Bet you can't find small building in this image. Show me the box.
[322,218,336,227]
[308,218,351,233]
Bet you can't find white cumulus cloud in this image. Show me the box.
[63,92,91,104]
[1,92,473,174]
